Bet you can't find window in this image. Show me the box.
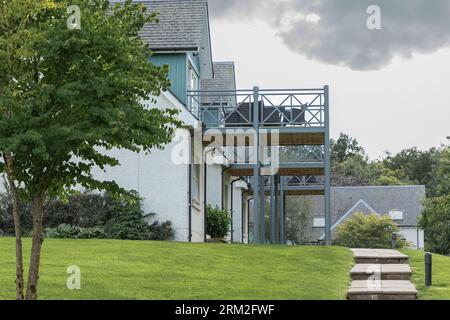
[187,65,199,114]
[389,210,404,221]
[189,67,198,91]
[313,217,325,228]
[191,164,200,205]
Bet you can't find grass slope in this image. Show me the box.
[0,238,353,300]
[405,250,450,300]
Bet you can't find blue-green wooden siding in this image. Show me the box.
[151,53,187,105]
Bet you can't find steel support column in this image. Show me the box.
[279,176,286,244]
[270,175,276,244]
[274,175,279,244]
[252,86,261,244]
[324,85,332,246]
[260,175,266,243]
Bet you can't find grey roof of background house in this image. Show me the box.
[305,185,427,241]
[135,0,209,50]
[199,61,237,105]
[201,62,236,91]
[312,185,426,227]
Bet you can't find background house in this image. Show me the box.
[299,185,426,249]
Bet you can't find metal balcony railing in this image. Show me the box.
[187,87,328,128]
[219,146,324,165]
[246,175,324,189]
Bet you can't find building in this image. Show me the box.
[1,1,425,249]
[294,186,425,249]
[1,0,333,244]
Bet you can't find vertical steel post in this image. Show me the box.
[280,176,286,244]
[324,85,332,246]
[252,86,260,244]
[260,175,266,243]
[391,232,397,249]
[270,175,276,244]
[425,252,432,287]
[274,175,279,244]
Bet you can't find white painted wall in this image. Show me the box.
[89,92,206,242]
[206,164,222,208]
[231,181,247,243]
[399,227,425,250]
[90,128,193,242]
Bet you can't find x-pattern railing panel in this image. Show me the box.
[187,88,326,128]
[285,175,325,186]
[279,146,325,163]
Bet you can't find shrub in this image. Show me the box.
[0,191,117,233]
[419,195,450,255]
[148,220,175,241]
[0,191,174,241]
[44,224,107,239]
[104,197,153,240]
[333,213,408,249]
[206,205,231,239]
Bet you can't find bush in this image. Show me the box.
[206,205,231,239]
[419,195,450,255]
[333,213,408,249]
[44,224,107,239]
[104,196,153,240]
[0,191,174,241]
[149,220,175,241]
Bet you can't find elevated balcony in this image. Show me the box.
[189,86,332,245]
[187,87,329,146]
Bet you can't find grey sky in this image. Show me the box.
[209,0,450,71]
[208,0,450,158]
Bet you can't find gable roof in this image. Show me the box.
[200,61,237,105]
[201,61,236,91]
[136,0,210,51]
[319,199,379,240]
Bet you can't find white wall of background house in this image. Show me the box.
[400,227,425,250]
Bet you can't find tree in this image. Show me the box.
[434,146,450,197]
[0,0,180,299]
[0,0,40,300]
[419,195,450,255]
[383,147,440,196]
[331,133,366,164]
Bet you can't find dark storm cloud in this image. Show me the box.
[208,0,450,70]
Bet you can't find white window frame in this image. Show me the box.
[187,64,199,114]
[389,210,404,221]
[313,217,326,228]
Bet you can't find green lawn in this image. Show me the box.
[404,250,450,300]
[0,238,353,300]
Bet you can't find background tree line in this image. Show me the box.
[331,133,450,254]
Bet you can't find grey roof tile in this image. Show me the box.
[200,61,236,105]
[201,61,236,92]
[136,0,209,50]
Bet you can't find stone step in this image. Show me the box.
[351,264,412,280]
[351,248,409,264]
[347,280,417,300]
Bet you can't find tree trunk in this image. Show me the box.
[25,193,45,300]
[3,156,24,300]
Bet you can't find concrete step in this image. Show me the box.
[351,264,412,280]
[347,280,417,300]
[351,248,409,264]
